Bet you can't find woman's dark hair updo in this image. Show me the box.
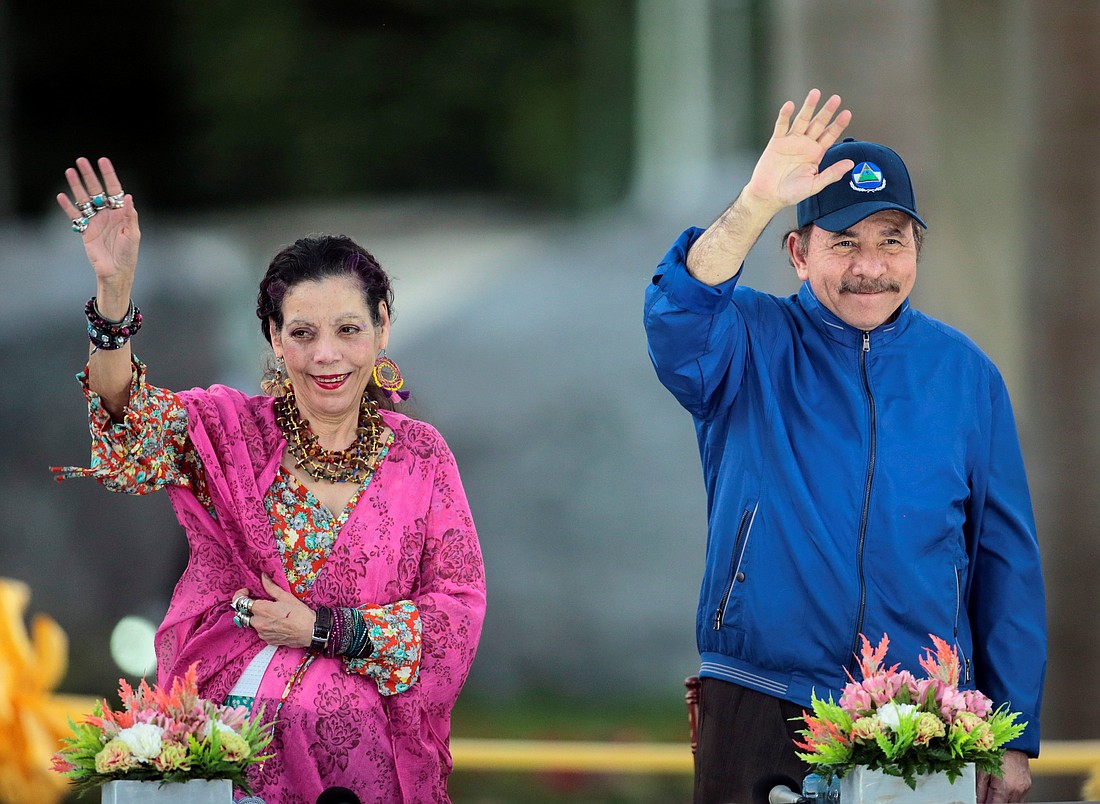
[257,234,394,340]
[257,234,400,409]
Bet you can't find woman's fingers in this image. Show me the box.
[261,573,294,601]
[63,166,89,205]
[76,156,105,198]
[97,157,124,196]
[56,192,80,219]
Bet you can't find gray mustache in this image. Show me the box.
[838,278,901,294]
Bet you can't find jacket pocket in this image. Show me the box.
[953,566,972,684]
[713,502,759,630]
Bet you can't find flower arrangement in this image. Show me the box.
[51,662,272,795]
[795,633,1026,790]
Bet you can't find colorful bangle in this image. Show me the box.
[344,609,374,659]
[325,608,348,659]
[85,297,142,351]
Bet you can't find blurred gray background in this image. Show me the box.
[2,1,1099,801]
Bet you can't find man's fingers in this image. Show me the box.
[805,94,846,140]
[818,109,853,152]
[787,88,823,135]
[811,159,855,195]
[771,100,797,138]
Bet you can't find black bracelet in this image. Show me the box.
[310,605,333,653]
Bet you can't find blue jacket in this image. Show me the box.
[644,227,1046,754]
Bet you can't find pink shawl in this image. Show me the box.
[155,384,486,802]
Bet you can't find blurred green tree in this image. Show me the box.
[10,0,634,213]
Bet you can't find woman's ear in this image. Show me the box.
[377,302,391,351]
[269,319,283,359]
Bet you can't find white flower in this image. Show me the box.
[876,702,917,732]
[116,722,164,762]
[200,717,237,740]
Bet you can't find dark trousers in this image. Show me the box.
[693,678,812,804]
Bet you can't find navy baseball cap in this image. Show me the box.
[796,138,927,231]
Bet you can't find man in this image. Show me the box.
[643,89,1046,804]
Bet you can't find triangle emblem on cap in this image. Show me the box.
[850,161,886,192]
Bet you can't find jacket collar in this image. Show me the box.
[797,281,913,349]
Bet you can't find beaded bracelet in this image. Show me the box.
[310,605,333,653]
[324,608,347,659]
[85,297,143,352]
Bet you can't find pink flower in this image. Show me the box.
[907,676,942,708]
[937,686,969,724]
[961,689,993,719]
[861,670,906,707]
[840,682,872,714]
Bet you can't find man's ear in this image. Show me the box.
[787,232,810,282]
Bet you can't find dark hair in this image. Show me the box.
[257,234,399,410]
[781,216,925,267]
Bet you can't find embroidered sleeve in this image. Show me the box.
[52,358,210,508]
[413,433,486,711]
[342,600,421,696]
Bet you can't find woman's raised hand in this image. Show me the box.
[56,157,140,315]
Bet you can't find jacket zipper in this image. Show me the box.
[713,505,757,630]
[954,567,972,684]
[847,331,876,675]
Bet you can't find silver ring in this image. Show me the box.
[76,201,96,218]
[89,193,107,210]
[231,594,246,611]
[106,192,125,209]
[233,612,252,629]
[71,217,89,233]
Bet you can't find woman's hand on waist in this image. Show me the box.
[231,574,315,649]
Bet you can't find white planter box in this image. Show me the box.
[100,779,234,803]
[839,763,976,804]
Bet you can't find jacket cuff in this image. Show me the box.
[652,226,741,315]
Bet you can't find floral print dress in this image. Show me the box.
[58,360,486,802]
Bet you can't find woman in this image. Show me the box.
[54,157,486,802]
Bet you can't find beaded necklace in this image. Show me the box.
[274,379,384,483]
